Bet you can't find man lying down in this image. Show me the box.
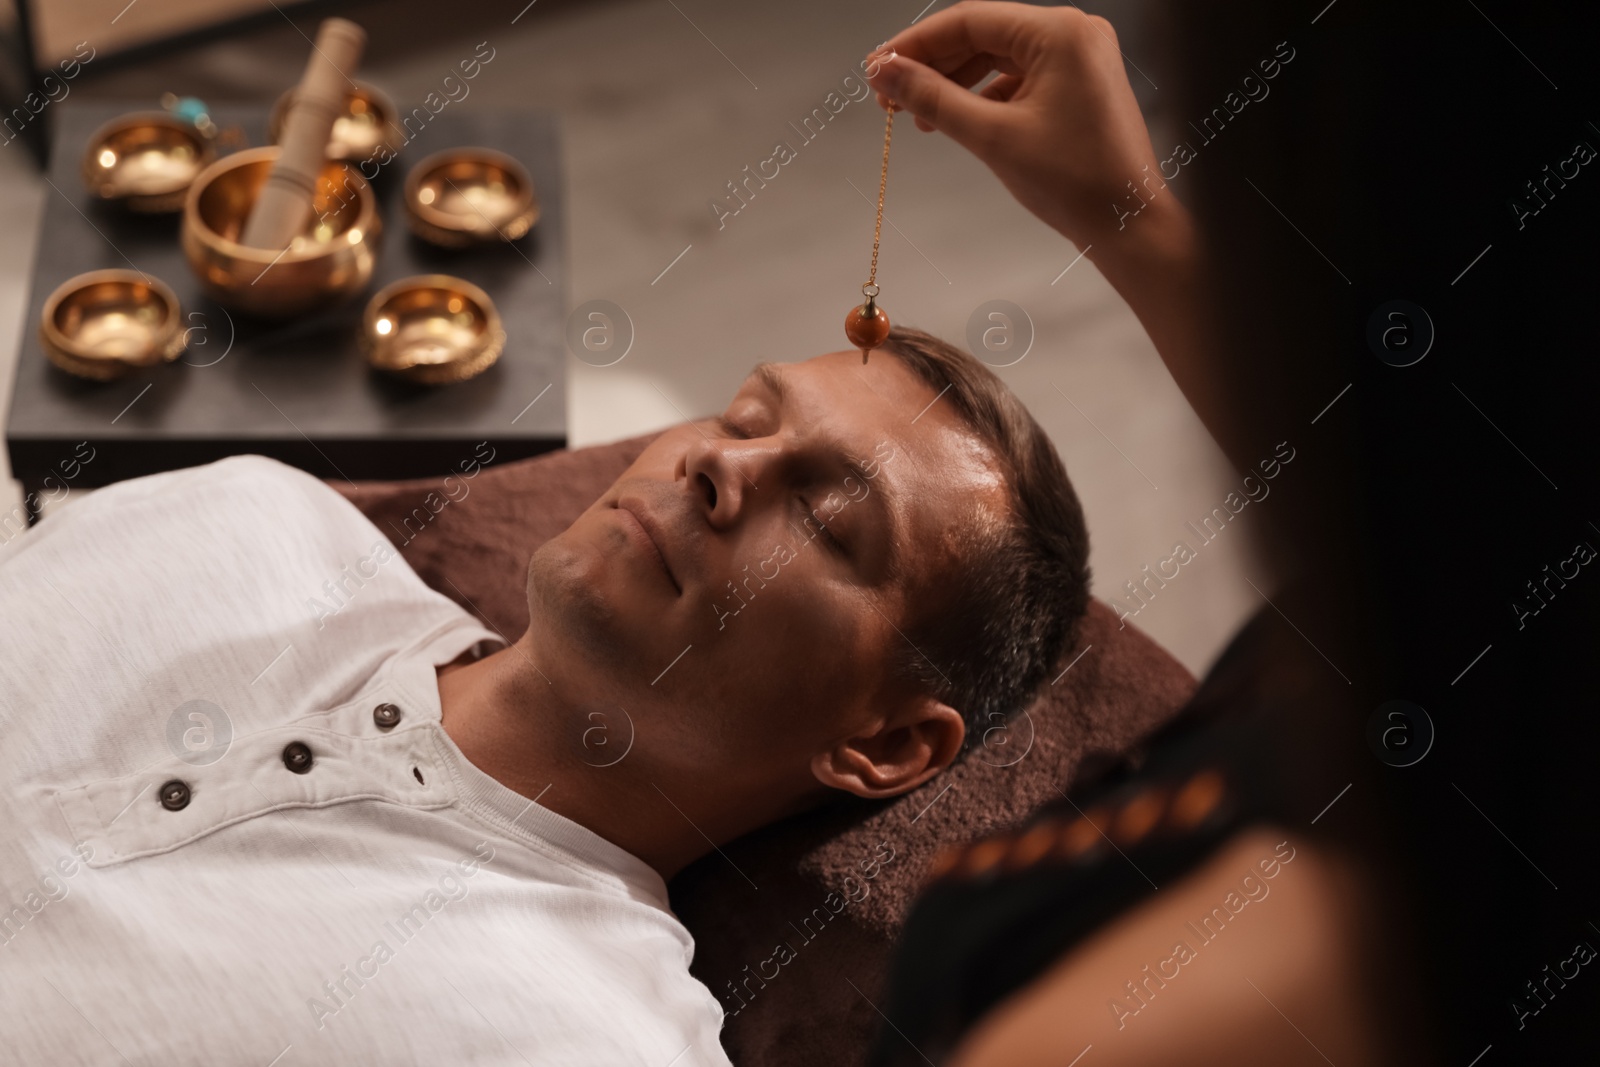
[0,327,1089,1065]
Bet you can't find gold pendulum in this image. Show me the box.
[845,105,896,364]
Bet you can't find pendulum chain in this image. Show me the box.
[845,105,896,364]
[867,105,894,294]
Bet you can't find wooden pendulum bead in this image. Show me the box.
[846,285,890,363]
[845,302,890,361]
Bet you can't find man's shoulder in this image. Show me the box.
[3,454,424,621]
[57,455,370,545]
[114,454,344,509]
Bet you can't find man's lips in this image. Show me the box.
[614,500,681,594]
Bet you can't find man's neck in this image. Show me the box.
[435,633,742,881]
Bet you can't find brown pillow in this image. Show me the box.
[335,433,1195,1066]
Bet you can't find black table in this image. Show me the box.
[6,103,567,519]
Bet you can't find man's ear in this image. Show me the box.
[810,695,965,800]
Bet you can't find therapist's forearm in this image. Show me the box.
[1082,200,1248,474]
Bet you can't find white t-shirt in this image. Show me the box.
[0,456,733,1066]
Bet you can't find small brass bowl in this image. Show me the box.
[363,274,505,384]
[39,269,185,380]
[81,112,215,213]
[403,148,538,248]
[268,79,403,165]
[181,145,381,317]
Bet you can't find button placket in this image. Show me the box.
[59,704,456,868]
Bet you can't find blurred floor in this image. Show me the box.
[0,0,1262,676]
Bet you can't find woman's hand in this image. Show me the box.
[865,1,1182,254]
[866,2,1244,469]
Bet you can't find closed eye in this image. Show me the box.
[717,414,847,556]
[715,415,753,440]
[804,498,848,555]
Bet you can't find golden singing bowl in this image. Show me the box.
[363,274,505,384]
[181,145,381,317]
[403,148,537,248]
[81,112,215,213]
[39,269,185,380]
[268,79,403,165]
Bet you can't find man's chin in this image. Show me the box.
[525,539,658,675]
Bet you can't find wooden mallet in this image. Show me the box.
[238,17,366,251]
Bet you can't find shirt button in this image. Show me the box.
[373,703,402,730]
[281,741,314,774]
[159,779,191,811]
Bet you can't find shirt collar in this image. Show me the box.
[387,619,675,911]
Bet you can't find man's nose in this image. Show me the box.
[683,434,778,531]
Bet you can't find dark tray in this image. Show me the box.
[6,102,567,498]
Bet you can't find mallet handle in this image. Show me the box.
[238,18,366,250]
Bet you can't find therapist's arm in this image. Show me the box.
[947,829,1392,1067]
[864,3,1230,468]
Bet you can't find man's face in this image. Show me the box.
[524,349,1009,801]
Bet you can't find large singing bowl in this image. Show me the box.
[181,145,381,317]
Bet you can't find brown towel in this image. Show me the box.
[335,432,1195,1066]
